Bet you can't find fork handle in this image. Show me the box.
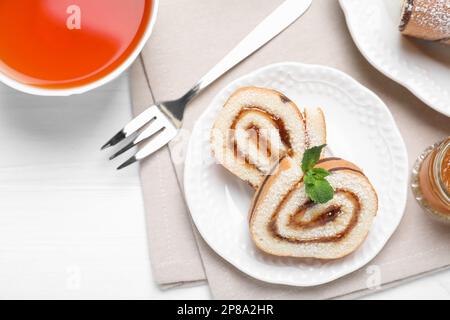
[182,0,311,103]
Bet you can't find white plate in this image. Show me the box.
[340,0,450,117]
[184,62,408,286]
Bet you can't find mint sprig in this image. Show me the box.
[301,144,334,204]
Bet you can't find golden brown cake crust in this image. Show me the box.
[400,0,450,45]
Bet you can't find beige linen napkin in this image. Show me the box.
[131,0,450,298]
[131,56,206,288]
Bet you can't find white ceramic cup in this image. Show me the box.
[0,0,159,96]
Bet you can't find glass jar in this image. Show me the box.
[411,137,450,224]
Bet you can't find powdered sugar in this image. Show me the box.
[411,0,450,37]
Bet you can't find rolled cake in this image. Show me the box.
[249,157,378,259]
[400,0,450,45]
[211,87,326,189]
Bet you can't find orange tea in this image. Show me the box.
[0,0,152,89]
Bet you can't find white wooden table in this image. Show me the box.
[0,74,448,300]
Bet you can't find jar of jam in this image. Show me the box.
[412,137,450,224]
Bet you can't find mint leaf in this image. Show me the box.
[305,179,334,204]
[304,171,316,186]
[301,144,327,172]
[301,145,334,204]
[311,167,330,179]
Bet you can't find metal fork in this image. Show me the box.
[102,0,312,169]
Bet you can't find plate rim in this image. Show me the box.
[184,61,409,287]
[339,0,450,117]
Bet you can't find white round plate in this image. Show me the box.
[340,0,450,117]
[184,62,408,287]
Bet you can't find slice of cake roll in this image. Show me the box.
[400,0,450,45]
[249,157,378,259]
[211,87,326,189]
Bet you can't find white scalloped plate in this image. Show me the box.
[340,0,450,117]
[184,62,408,286]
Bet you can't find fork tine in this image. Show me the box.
[117,123,178,170]
[117,156,138,170]
[101,105,160,150]
[135,126,178,160]
[101,131,126,150]
[133,118,165,145]
[109,116,165,160]
[109,141,135,160]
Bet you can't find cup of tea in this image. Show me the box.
[0,0,158,96]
